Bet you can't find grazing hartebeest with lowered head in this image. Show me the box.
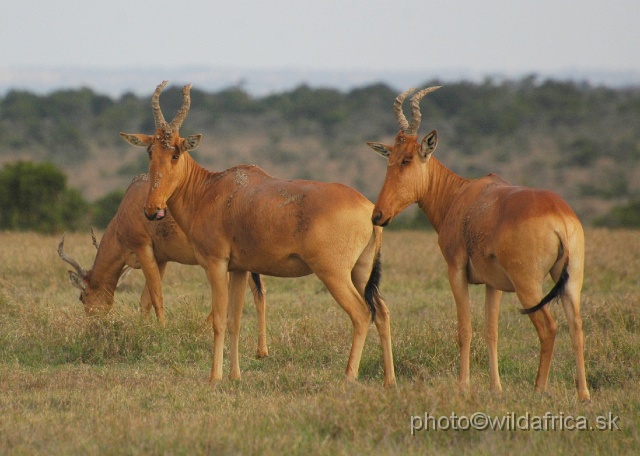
[367,87,590,401]
[57,175,269,358]
[120,81,395,386]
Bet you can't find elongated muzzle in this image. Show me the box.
[144,206,166,221]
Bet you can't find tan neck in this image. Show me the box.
[418,157,468,233]
[88,221,126,300]
[166,154,215,229]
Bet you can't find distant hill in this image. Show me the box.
[1,76,639,227]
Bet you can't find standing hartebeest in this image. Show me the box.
[120,81,395,386]
[367,87,590,401]
[57,175,269,358]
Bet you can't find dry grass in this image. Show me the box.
[1,229,638,454]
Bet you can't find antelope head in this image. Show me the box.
[57,234,111,315]
[120,81,202,221]
[367,86,441,226]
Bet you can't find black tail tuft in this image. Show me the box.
[520,262,569,315]
[250,272,264,299]
[364,252,383,323]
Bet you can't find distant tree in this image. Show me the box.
[49,120,89,162]
[0,90,44,121]
[0,161,88,233]
[264,85,347,132]
[59,187,90,231]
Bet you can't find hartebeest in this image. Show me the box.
[57,175,269,358]
[120,81,395,386]
[367,87,589,401]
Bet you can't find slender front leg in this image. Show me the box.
[136,245,166,326]
[484,285,503,394]
[448,265,472,391]
[227,271,249,380]
[206,261,230,383]
[139,262,167,320]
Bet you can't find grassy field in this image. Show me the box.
[0,229,638,454]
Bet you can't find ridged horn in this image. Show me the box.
[57,234,88,277]
[152,80,169,130]
[394,88,415,132]
[90,226,100,250]
[169,83,192,131]
[405,86,442,135]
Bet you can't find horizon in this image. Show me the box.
[2,65,640,99]
[4,1,639,98]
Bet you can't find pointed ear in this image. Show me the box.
[367,142,393,159]
[181,134,202,152]
[68,271,87,291]
[120,133,153,147]
[420,130,438,160]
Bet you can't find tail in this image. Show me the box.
[520,260,569,315]
[364,252,383,323]
[250,272,264,300]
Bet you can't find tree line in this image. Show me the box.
[1,76,640,232]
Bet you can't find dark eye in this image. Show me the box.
[401,157,412,165]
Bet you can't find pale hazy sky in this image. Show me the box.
[3,0,639,74]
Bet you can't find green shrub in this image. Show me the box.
[0,161,88,233]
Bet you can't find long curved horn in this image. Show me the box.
[394,88,415,132]
[152,80,169,130]
[90,226,100,250]
[57,234,88,277]
[169,83,192,131]
[406,86,442,135]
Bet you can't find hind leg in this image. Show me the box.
[352,256,395,387]
[248,274,269,358]
[516,282,558,393]
[559,281,590,401]
[550,262,590,401]
[317,269,372,383]
[527,307,557,393]
[373,297,395,387]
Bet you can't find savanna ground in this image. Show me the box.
[0,229,638,454]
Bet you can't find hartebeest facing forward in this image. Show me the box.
[368,87,589,401]
[120,81,395,386]
[57,176,269,358]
